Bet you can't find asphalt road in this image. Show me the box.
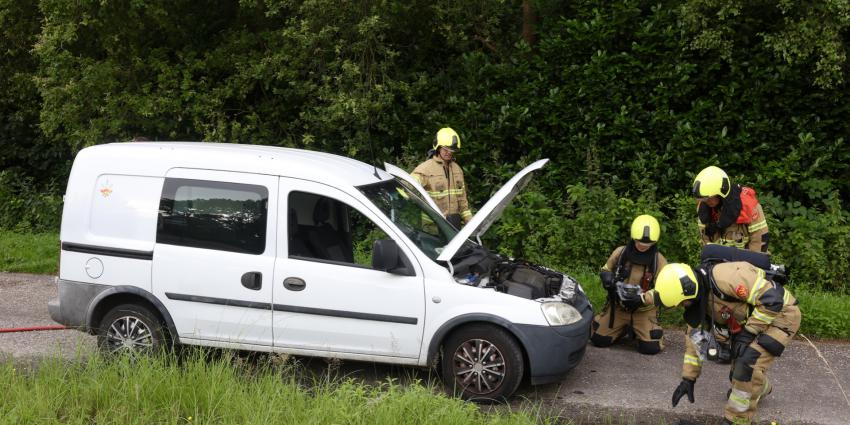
[2,272,849,425]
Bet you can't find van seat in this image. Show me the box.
[307,198,353,263]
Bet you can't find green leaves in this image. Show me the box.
[3,0,850,292]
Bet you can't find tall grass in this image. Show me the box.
[0,230,58,274]
[0,351,560,425]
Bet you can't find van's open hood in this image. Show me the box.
[384,159,549,263]
[383,163,443,213]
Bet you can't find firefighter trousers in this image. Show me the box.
[591,302,664,354]
[725,306,801,424]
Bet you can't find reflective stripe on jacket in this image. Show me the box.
[411,157,472,222]
[699,203,768,251]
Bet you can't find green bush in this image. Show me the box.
[0,171,63,233]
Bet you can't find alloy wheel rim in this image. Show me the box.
[452,338,506,395]
[105,315,153,354]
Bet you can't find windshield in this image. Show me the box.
[358,178,460,260]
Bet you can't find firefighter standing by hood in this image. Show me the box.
[692,166,769,252]
[411,127,472,228]
[590,215,668,354]
[650,262,801,425]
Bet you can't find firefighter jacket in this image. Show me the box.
[698,185,768,252]
[411,157,472,223]
[603,245,667,312]
[678,262,799,381]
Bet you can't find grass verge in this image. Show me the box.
[0,230,58,274]
[0,351,563,425]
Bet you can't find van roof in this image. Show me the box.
[77,142,393,187]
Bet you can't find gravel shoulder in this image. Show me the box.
[2,272,848,425]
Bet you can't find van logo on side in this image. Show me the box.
[99,182,113,197]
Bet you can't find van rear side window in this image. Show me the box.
[157,178,268,254]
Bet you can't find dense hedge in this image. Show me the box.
[2,0,849,291]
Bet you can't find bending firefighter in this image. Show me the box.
[411,127,472,228]
[692,166,769,252]
[651,261,801,425]
[590,215,668,354]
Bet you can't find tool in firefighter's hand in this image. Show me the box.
[616,280,644,310]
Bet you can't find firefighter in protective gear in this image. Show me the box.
[590,215,668,355]
[650,262,801,425]
[692,166,769,252]
[411,127,472,228]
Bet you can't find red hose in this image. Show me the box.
[0,325,67,333]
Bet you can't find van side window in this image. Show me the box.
[288,191,387,268]
[157,178,268,254]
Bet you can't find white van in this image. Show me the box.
[49,142,592,400]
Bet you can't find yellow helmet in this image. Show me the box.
[692,166,730,198]
[654,263,699,307]
[434,127,461,151]
[630,214,660,243]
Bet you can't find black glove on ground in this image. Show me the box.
[732,328,756,359]
[672,378,695,407]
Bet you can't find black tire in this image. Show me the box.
[97,303,169,356]
[441,324,524,402]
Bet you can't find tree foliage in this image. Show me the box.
[2,0,850,291]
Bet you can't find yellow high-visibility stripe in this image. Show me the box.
[747,270,766,304]
[749,219,768,232]
[727,389,751,413]
[461,210,472,218]
[714,239,746,248]
[783,290,791,305]
[684,354,702,366]
[426,189,465,198]
[751,308,775,324]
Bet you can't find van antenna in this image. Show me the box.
[367,128,380,180]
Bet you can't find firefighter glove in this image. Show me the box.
[732,328,756,359]
[704,222,719,238]
[672,378,695,407]
[600,270,615,290]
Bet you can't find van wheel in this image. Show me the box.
[441,324,524,402]
[98,304,168,356]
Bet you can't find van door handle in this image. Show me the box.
[241,272,262,290]
[283,277,306,291]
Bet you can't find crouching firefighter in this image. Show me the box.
[650,261,801,425]
[590,215,668,355]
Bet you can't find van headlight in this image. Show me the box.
[541,302,582,326]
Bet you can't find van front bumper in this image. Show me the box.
[515,295,593,385]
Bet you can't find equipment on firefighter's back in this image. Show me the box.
[701,244,788,284]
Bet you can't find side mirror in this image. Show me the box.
[372,239,415,276]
